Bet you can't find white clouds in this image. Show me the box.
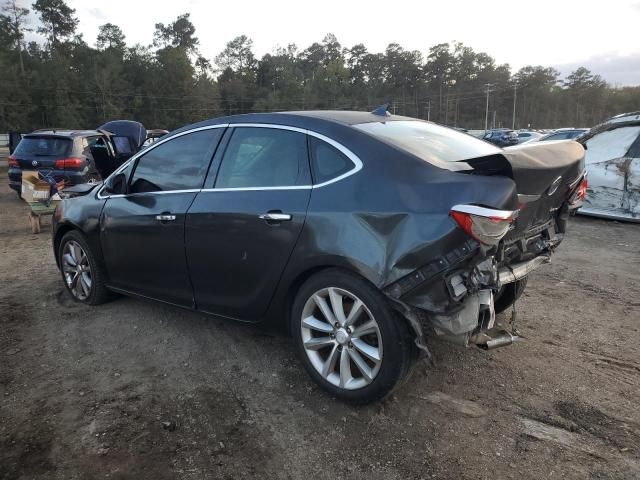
[554,52,640,86]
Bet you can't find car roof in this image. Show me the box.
[27,129,102,137]
[164,110,423,141]
[180,110,416,129]
[277,110,416,125]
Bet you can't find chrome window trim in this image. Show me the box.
[97,122,363,198]
[227,123,363,189]
[97,124,229,199]
[201,185,311,192]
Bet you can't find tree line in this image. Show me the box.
[1,0,638,133]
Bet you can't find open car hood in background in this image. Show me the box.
[98,120,147,152]
[61,182,102,198]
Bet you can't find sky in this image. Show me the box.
[18,0,640,85]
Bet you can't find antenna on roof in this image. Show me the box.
[371,104,391,117]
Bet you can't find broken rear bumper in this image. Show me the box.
[388,252,551,351]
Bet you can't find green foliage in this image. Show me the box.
[153,13,199,54]
[32,0,77,46]
[96,23,126,51]
[1,6,639,133]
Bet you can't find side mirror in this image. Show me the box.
[104,173,127,195]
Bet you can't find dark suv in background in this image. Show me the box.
[8,121,152,196]
[8,130,104,195]
[482,129,518,147]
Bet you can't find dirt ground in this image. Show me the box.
[1,163,639,480]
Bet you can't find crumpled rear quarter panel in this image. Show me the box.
[289,151,518,290]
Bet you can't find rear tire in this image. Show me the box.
[58,230,112,305]
[291,269,416,403]
[494,276,528,314]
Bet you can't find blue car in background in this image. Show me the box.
[482,129,519,147]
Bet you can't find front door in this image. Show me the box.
[186,126,312,319]
[100,127,224,306]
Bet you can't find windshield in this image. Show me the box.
[14,136,72,156]
[354,121,501,167]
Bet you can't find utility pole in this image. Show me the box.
[484,83,492,132]
[454,96,459,127]
[512,83,517,130]
[445,95,449,125]
[426,100,431,121]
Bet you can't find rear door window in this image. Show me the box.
[82,136,101,157]
[129,129,222,193]
[215,127,308,188]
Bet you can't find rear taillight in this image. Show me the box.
[54,157,85,169]
[568,177,587,208]
[8,155,19,168]
[450,205,518,246]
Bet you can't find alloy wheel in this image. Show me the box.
[301,287,383,390]
[62,240,92,301]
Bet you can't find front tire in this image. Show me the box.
[292,269,416,403]
[58,230,111,305]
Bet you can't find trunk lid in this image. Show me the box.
[466,140,585,235]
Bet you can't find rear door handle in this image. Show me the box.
[155,214,176,221]
[259,212,292,222]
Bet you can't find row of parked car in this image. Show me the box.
[478,114,639,222]
[482,127,589,147]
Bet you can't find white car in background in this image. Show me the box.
[516,131,543,143]
[527,128,589,143]
[578,113,640,222]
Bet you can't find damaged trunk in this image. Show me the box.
[390,140,586,350]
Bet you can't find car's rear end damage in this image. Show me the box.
[383,140,586,352]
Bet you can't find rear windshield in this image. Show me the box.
[354,121,501,167]
[14,136,72,156]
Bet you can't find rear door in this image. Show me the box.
[186,125,311,319]
[100,127,224,306]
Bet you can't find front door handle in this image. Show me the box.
[259,212,292,222]
[155,214,176,221]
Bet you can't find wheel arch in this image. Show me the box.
[267,256,383,333]
[53,222,80,268]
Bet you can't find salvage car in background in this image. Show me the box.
[577,113,640,221]
[7,129,105,196]
[52,110,587,402]
[516,131,543,144]
[531,128,589,143]
[482,128,519,147]
[7,120,152,196]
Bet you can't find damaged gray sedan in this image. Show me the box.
[52,110,587,402]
